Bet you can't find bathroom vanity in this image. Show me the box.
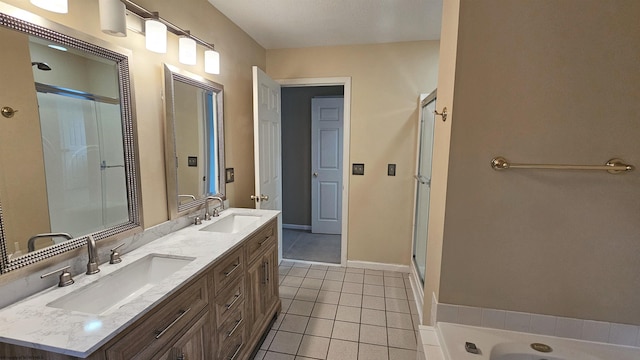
[0,209,280,360]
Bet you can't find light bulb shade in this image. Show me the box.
[204,50,220,74]
[31,0,68,13]
[145,19,167,53]
[99,0,127,37]
[179,37,197,65]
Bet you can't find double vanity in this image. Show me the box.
[0,208,281,360]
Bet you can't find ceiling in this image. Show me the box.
[207,0,443,49]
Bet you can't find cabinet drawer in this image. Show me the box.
[217,305,245,347]
[213,247,244,295]
[218,327,244,360]
[245,221,276,264]
[105,276,208,360]
[214,277,245,327]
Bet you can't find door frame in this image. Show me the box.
[277,77,351,266]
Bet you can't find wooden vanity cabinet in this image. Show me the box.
[156,312,210,360]
[244,222,280,354]
[0,218,280,360]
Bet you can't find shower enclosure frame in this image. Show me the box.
[411,89,437,293]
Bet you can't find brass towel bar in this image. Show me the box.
[490,157,634,174]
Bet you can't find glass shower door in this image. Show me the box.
[412,92,436,284]
[38,91,128,237]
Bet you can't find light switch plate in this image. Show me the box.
[352,163,365,175]
[388,164,396,176]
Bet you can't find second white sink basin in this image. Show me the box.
[200,214,261,233]
[47,254,194,315]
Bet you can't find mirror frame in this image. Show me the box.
[163,64,226,219]
[0,3,143,273]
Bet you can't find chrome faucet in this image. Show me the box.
[86,235,100,275]
[204,196,224,220]
[27,232,72,252]
[178,194,196,204]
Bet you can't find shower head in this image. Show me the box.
[31,62,52,71]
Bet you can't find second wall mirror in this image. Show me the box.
[163,64,225,218]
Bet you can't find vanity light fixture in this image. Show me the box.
[145,17,167,53]
[30,0,68,14]
[121,0,220,74]
[179,35,197,65]
[98,0,127,37]
[204,49,220,75]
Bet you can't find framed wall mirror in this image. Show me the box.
[163,64,225,219]
[0,3,142,273]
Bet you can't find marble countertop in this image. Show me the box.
[0,208,280,358]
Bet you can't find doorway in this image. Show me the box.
[279,81,350,265]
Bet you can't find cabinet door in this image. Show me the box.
[246,254,267,339]
[156,312,210,360]
[262,245,278,314]
[246,244,279,340]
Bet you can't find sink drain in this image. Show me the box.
[531,343,553,353]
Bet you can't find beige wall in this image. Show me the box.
[437,0,640,325]
[423,0,460,323]
[0,29,51,253]
[1,0,266,230]
[268,42,440,265]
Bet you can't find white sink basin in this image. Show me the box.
[47,254,194,315]
[199,214,261,233]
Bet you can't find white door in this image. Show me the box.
[311,97,343,234]
[252,66,282,210]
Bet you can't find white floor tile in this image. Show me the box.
[269,331,303,354]
[338,293,362,307]
[305,317,334,338]
[358,343,389,360]
[361,308,386,327]
[326,339,358,360]
[335,305,361,323]
[280,314,310,334]
[360,324,387,346]
[387,328,416,350]
[311,303,338,319]
[332,320,360,341]
[297,335,330,359]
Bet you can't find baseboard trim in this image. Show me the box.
[409,264,425,324]
[282,224,312,231]
[346,260,411,273]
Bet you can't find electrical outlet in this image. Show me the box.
[225,168,235,183]
[388,164,396,176]
[352,163,365,175]
[187,156,198,167]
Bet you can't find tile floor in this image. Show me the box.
[253,261,420,360]
[282,229,341,264]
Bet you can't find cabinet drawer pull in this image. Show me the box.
[223,263,240,277]
[258,235,270,245]
[154,308,191,339]
[227,318,243,338]
[225,292,241,310]
[228,343,243,360]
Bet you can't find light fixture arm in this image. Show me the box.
[121,0,215,51]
